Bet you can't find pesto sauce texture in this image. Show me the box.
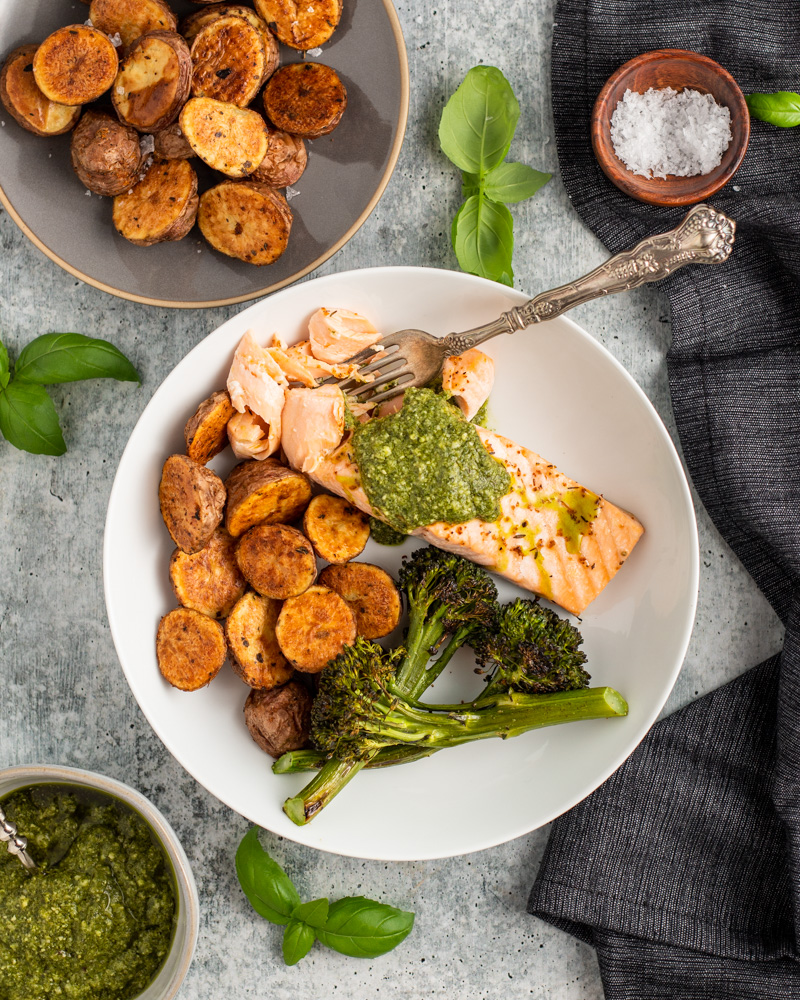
[353,388,511,532]
[0,785,176,1000]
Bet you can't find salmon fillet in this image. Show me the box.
[309,427,644,617]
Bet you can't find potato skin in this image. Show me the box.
[113,157,198,246]
[236,523,317,600]
[159,452,226,554]
[225,459,312,537]
[33,25,119,106]
[70,109,143,196]
[319,562,402,640]
[253,0,342,50]
[244,680,312,757]
[275,584,356,672]
[198,181,292,265]
[89,0,179,49]
[157,607,227,691]
[184,389,235,464]
[263,62,346,138]
[113,31,192,132]
[153,122,195,159]
[225,591,294,689]
[249,126,307,187]
[170,527,247,618]
[0,45,82,137]
[302,494,370,563]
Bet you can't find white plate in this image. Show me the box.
[104,266,698,860]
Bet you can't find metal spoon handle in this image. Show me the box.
[0,804,37,870]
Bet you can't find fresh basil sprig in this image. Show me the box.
[439,66,551,287]
[745,91,800,128]
[0,332,139,456]
[235,827,415,966]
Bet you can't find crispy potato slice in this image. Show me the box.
[157,607,227,691]
[170,527,246,618]
[225,591,294,689]
[275,584,356,672]
[112,30,192,132]
[153,121,195,159]
[253,0,342,50]
[244,680,312,757]
[113,157,198,246]
[302,494,369,564]
[70,109,143,196]
[89,0,178,48]
[198,181,292,265]
[180,97,267,177]
[225,458,312,537]
[182,4,279,78]
[159,452,225,554]
[263,62,346,138]
[319,562,401,640]
[184,389,235,464]
[249,126,306,187]
[0,45,81,137]
[236,523,317,599]
[33,25,118,106]
[190,16,266,107]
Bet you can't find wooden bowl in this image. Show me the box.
[591,49,749,206]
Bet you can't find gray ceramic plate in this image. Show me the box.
[0,1,408,308]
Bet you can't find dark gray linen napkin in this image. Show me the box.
[527,1,800,995]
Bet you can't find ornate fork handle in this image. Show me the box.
[0,804,37,869]
[441,204,735,352]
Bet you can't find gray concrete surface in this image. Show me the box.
[0,1,784,997]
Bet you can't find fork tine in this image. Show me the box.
[318,336,408,386]
[348,364,413,399]
[362,372,416,406]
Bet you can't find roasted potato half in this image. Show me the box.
[153,122,196,160]
[159,452,225,554]
[170,527,247,618]
[113,157,199,246]
[225,458,312,537]
[0,46,81,137]
[184,389,235,464]
[182,4,279,78]
[319,562,401,640]
[244,680,312,757]
[190,16,267,107]
[33,25,119,106]
[275,584,356,672]
[157,607,227,691]
[113,30,192,132]
[89,0,178,49]
[236,523,317,599]
[70,109,144,196]
[302,494,370,564]
[180,97,268,177]
[263,62,346,138]
[226,591,294,689]
[249,126,307,187]
[198,181,292,265]
[253,0,342,50]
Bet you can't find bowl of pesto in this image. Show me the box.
[0,764,199,1000]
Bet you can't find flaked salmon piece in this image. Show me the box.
[307,428,643,617]
[281,385,346,474]
[227,409,273,460]
[442,349,495,421]
[308,307,382,364]
[283,339,369,383]
[227,330,286,457]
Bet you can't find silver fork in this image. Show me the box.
[324,204,735,406]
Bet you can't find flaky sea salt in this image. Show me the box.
[610,87,732,179]
[139,134,155,156]
[285,185,301,200]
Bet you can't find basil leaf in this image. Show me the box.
[0,381,65,455]
[452,194,514,287]
[316,896,415,959]
[14,333,139,385]
[461,171,480,200]
[439,65,520,175]
[235,827,301,926]
[282,918,316,966]
[0,339,9,389]
[484,162,551,204]
[292,897,329,929]
[745,91,800,127]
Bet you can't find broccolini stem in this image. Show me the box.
[283,758,365,826]
[407,623,473,702]
[394,612,448,696]
[273,745,437,774]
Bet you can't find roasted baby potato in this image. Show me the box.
[181,4,279,76]
[249,126,307,187]
[263,62,346,138]
[159,452,225,554]
[157,607,227,691]
[244,680,312,757]
[319,562,401,640]
[153,121,196,159]
[184,389,235,464]
[0,45,82,137]
[113,157,198,246]
[275,584,356,672]
[170,527,246,618]
[190,15,268,107]
[180,97,268,177]
[302,494,369,564]
[70,109,143,196]
[225,591,294,689]
[253,0,342,50]
[112,30,192,132]
[236,523,317,599]
[225,458,312,537]
[198,181,292,265]
[89,0,178,49]
[33,25,119,106]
